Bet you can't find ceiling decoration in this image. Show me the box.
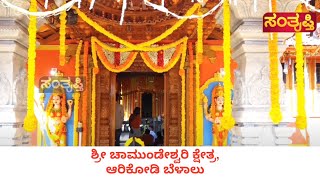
[36,0,223,44]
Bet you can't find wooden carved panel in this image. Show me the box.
[95,68,115,146]
[164,63,182,146]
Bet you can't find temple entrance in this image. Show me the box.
[94,58,183,146]
[116,72,165,145]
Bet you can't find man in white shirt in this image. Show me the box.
[115,93,124,146]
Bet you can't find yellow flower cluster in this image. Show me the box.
[24,0,38,132]
[295,4,307,129]
[73,40,83,146]
[59,2,67,66]
[195,12,203,146]
[221,0,235,131]
[269,0,282,124]
[125,137,145,146]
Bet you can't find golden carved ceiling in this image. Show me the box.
[36,0,222,44]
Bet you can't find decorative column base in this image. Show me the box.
[231,123,296,146]
[0,106,31,146]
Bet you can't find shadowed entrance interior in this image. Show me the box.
[116,72,164,145]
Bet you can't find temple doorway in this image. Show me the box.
[94,60,183,146]
[116,72,165,145]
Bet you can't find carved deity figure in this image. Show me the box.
[40,87,73,146]
[203,84,229,146]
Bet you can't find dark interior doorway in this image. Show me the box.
[142,92,152,118]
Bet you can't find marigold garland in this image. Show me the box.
[59,1,67,66]
[269,0,282,124]
[140,44,184,73]
[295,4,307,130]
[74,3,200,50]
[96,45,138,73]
[73,40,83,146]
[91,68,98,146]
[91,39,98,146]
[82,41,89,146]
[124,137,145,146]
[92,36,188,73]
[91,37,99,70]
[24,0,38,132]
[187,42,194,146]
[195,11,203,146]
[221,0,235,131]
[92,36,187,52]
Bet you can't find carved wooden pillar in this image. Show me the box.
[95,69,116,146]
[164,63,182,146]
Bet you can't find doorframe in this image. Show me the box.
[94,61,182,146]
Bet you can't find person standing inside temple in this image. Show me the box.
[115,93,124,146]
[149,125,157,143]
[129,107,142,138]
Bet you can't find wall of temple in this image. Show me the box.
[0,0,50,146]
[0,1,32,146]
[214,0,319,146]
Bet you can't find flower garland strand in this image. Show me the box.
[221,0,235,131]
[59,1,67,66]
[92,34,187,52]
[179,41,187,146]
[140,43,184,73]
[195,11,203,146]
[82,41,89,146]
[74,3,200,50]
[24,0,38,132]
[187,42,194,146]
[73,40,83,146]
[269,0,282,124]
[91,37,99,70]
[295,4,307,129]
[96,45,138,73]
[92,36,187,73]
[91,68,98,146]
